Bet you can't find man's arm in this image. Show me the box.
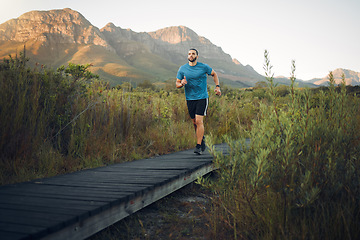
[211,70,221,96]
[176,76,187,88]
[211,69,219,85]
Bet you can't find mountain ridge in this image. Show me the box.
[307,68,360,86]
[0,8,113,50]
[0,8,356,87]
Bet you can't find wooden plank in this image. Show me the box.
[0,208,73,239]
[0,194,106,213]
[0,208,70,228]
[0,202,86,216]
[34,181,155,193]
[2,192,124,203]
[0,221,46,237]
[0,231,28,240]
[2,184,137,197]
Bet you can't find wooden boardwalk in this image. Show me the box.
[0,143,229,240]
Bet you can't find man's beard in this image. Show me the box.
[188,56,197,62]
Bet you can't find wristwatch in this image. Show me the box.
[216,85,220,88]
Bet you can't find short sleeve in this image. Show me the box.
[205,64,212,75]
[176,67,184,80]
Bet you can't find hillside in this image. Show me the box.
[0,8,328,88]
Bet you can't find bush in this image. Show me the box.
[0,54,101,183]
[200,52,360,239]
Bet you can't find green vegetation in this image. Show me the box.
[1,51,360,239]
[199,50,360,239]
[0,53,255,185]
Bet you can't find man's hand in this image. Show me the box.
[176,76,187,88]
[181,76,187,86]
[214,87,221,96]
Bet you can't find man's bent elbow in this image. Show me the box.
[211,71,218,78]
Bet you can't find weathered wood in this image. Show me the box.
[0,143,230,240]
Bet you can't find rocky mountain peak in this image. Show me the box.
[102,22,117,32]
[148,26,207,45]
[332,68,359,78]
[332,68,360,85]
[311,68,360,86]
[18,8,89,26]
[0,8,113,51]
[144,25,231,63]
[233,58,241,65]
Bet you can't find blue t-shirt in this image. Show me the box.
[176,62,212,100]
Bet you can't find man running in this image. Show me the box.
[176,48,221,155]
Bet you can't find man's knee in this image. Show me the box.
[192,118,197,125]
[195,116,204,126]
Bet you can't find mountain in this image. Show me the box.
[0,8,317,88]
[307,68,360,86]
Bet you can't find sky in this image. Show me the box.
[1,0,359,80]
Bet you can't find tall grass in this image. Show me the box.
[200,50,360,239]
[0,54,99,183]
[0,54,255,185]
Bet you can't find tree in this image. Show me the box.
[137,79,156,91]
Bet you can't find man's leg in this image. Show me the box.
[191,118,197,132]
[195,115,204,145]
[190,99,207,154]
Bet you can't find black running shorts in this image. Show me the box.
[186,98,209,119]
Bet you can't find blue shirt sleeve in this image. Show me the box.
[176,66,184,80]
[205,64,212,75]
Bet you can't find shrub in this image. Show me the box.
[201,51,360,239]
[0,54,101,183]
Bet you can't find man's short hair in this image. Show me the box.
[189,48,198,55]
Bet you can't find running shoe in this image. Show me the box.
[194,145,202,155]
[201,136,206,152]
